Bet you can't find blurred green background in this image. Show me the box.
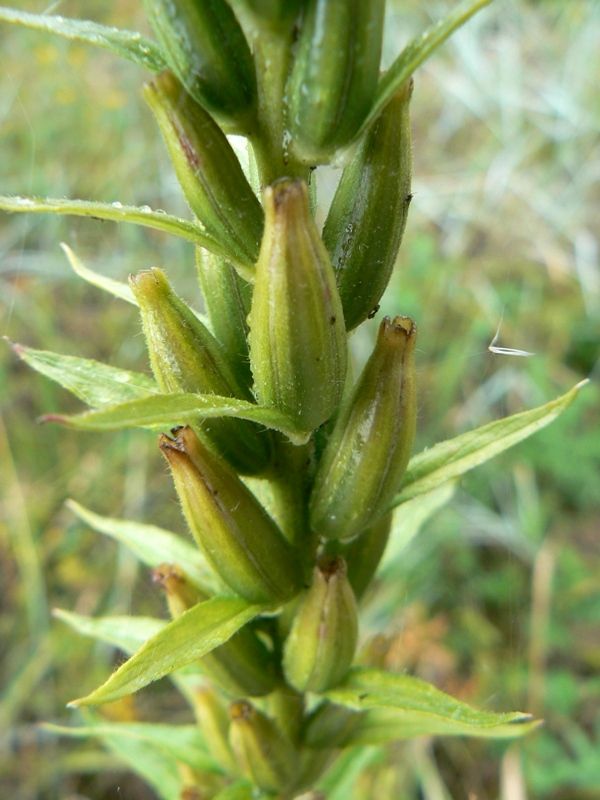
[1,1,598,798]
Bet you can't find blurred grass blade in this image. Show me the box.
[44,719,215,772]
[54,608,164,654]
[45,393,310,444]
[0,196,250,269]
[70,597,267,706]
[0,7,166,72]
[325,668,539,741]
[393,381,588,506]
[362,0,492,133]
[61,243,137,305]
[10,342,157,407]
[317,746,383,799]
[66,500,219,593]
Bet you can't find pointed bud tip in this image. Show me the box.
[229,700,254,722]
[151,562,183,588]
[129,267,168,298]
[379,315,417,348]
[265,177,308,211]
[317,555,347,582]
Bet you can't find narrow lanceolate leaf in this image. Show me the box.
[361,0,492,134]
[0,196,248,268]
[324,668,538,742]
[70,597,266,706]
[10,342,156,408]
[45,393,310,444]
[61,243,136,305]
[393,381,587,507]
[0,7,166,72]
[66,500,218,593]
[44,720,215,773]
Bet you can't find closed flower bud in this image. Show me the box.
[228,701,297,793]
[153,564,276,697]
[143,0,256,129]
[342,513,393,599]
[248,179,347,432]
[196,248,253,392]
[310,316,417,541]
[160,426,301,604]
[286,0,385,163]
[323,81,413,330]
[130,268,270,475]
[283,557,358,692]
[191,688,237,774]
[144,72,263,265]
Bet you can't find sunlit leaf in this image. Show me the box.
[10,342,156,408]
[66,500,218,592]
[61,243,136,305]
[324,668,539,742]
[70,597,267,706]
[393,381,587,507]
[44,392,310,444]
[0,6,166,72]
[362,0,492,133]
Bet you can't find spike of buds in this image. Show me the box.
[160,426,301,604]
[248,179,347,432]
[323,80,413,330]
[130,267,270,475]
[144,71,263,266]
[229,701,298,793]
[283,557,358,692]
[310,316,417,541]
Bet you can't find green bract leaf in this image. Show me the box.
[362,0,492,134]
[44,719,216,773]
[54,608,163,654]
[0,196,249,269]
[324,668,539,742]
[45,392,310,444]
[0,7,166,72]
[70,597,267,706]
[393,381,587,507]
[66,500,219,593]
[212,782,254,800]
[10,342,156,408]
[61,243,136,305]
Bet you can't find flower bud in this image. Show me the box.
[160,426,301,604]
[286,0,385,163]
[310,316,417,541]
[195,248,253,392]
[152,564,277,697]
[248,179,347,432]
[228,701,297,793]
[342,513,393,598]
[283,557,358,693]
[191,688,237,774]
[130,268,270,475]
[143,0,256,129]
[323,81,413,330]
[143,72,263,265]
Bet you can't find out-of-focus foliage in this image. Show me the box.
[1,1,598,798]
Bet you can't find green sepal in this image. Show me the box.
[283,557,358,693]
[286,0,385,163]
[130,268,271,475]
[144,72,263,265]
[323,81,413,330]
[160,426,302,604]
[228,701,298,794]
[196,248,253,392]
[310,316,417,541]
[248,179,347,432]
[143,0,256,129]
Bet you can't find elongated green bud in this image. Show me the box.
[283,557,358,692]
[144,72,263,265]
[286,0,385,163]
[160,426,301,604]
[248,179,347,432]
[323,81,413,330]
[342,513,393,598]
[143,0,256,129]
[196,248,253,392]
[152,564,277,697]
[310,316,417,540]
[228,701,297,793]
[191,688,237,774]
[130,268,270,475]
